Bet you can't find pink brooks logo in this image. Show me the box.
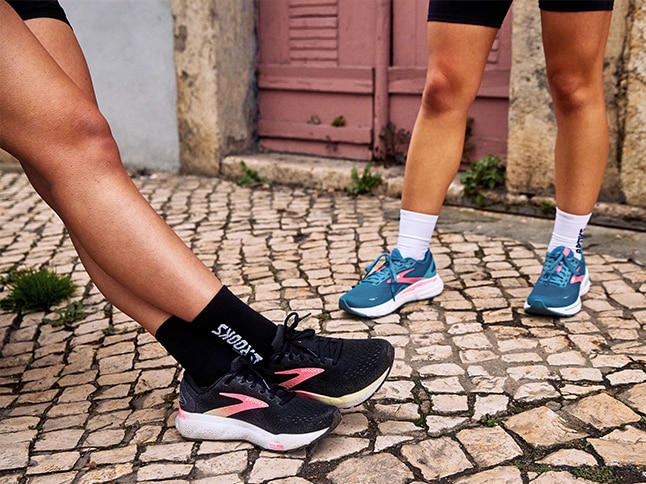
[570,274,586,284]
[274,368,324,389]
[389,268,424,285]
[208,393,268,417]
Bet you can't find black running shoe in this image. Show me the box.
[175,357,341,452]
[265,312,395,408]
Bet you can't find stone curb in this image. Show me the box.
[221,153,646,231]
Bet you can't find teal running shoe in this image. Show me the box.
[339,248,443,318]
[524,246,590,317]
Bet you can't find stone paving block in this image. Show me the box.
[507,365,553,381]
[374,434,415,451]
[25,451,80,475]
[331,412,369,435]
[565,392,641,430]
[310,436,370,462]
[421,376,465,394]
[456,426,523,467]
[27,472,77,484]
[0,441,30,471]
[537,449,597,467]
[502,352,544,363]
[606,368,646,386]
[248,457,303,483]
[432,394,469,413]
[401,437,472,480]
[377,420,422,435]
[76,463,133,484]
[513,382,560,402]
[588,426,646,466]
[426,416,469,436]
[546,351,587,366]
[33,428,84,452]
[530,471,596,483]
[473,394,509,420]
[136,463,193,481]
[418,362,464,376]
[560,384,606,400]
[88,445,138,465]
[559,367,603,382]
[453,466,523,484]
[83,428,126,448]
[327,453,413,484]
[193,449,248,477]
[618,382,646,413]
[504,406,587,447]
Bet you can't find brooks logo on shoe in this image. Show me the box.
[274,368,325,389]
[393,268,425,285]
[570,274,586,284]
[210,392,269,417]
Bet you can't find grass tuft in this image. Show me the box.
[1,268,76,313]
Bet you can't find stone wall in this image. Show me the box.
[621,0,646,207]
[170,0,257,176]
[506,0,644,207]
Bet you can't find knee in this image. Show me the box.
[420,69,477,116]
[547,70,598,115]
[72,108,116,150]
[65,107,122,171]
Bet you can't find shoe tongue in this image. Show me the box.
[229,356,247,373]
[270,324,287,353]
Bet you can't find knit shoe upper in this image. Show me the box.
[265,312,395,408]
[524,246,590,317]
[339,248,443,318]
[175,356,341,452]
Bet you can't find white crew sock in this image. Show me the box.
[548,208,591,260]
[396,209,438,261]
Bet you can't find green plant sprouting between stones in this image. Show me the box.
[43,300,87,330]
[237,161,270,187]
[345,164,382,196]
[0,268,76,313]
[460,154,506,206]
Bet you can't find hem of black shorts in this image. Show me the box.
[427,16,503,29]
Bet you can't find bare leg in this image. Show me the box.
[401,22,498,215]
[0,3,221,333]
[541,10,612,215]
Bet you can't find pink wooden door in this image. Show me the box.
[256,0,511,163]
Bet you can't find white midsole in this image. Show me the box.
[175,409,331,452]
[346,275,444,318]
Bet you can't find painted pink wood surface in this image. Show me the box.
[256,0,512,163]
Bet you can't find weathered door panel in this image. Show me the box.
[256,0,511,163]
[257,0,378,159]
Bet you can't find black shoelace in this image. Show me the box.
[227,357,295,404]
[274,312,342,364]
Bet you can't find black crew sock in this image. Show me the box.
[190,286,277,363]
[156,315,237,387]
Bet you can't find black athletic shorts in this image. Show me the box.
[7,0,70,26]
[428,0,614,29]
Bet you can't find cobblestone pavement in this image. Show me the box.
[1,169,646,484]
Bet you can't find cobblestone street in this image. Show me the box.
[1,167,645,483]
